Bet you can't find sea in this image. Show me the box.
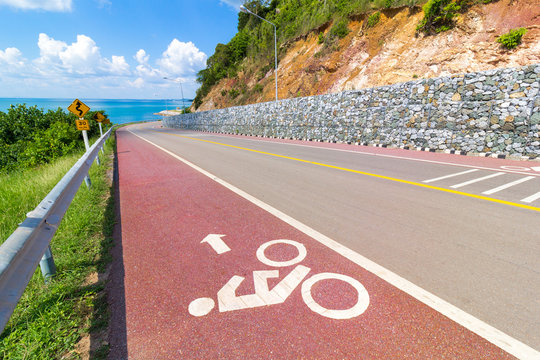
[0,98,192,125]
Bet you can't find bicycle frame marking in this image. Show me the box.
[188,238,370,320]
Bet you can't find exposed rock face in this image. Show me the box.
[197,0,539,111]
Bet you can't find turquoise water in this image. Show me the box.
[0,98,192,125]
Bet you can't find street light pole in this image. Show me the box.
[240,5,278,102]
[163,77,186,111]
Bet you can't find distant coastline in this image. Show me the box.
[0,98,193,124]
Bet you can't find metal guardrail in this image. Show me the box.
[0,127,113,333]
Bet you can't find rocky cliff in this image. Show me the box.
[196,0,539,111]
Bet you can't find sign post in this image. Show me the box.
[68,99,95,186]
[95,112,105,154]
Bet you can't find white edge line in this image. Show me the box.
[165,129,540,178]
[128,129,540,360]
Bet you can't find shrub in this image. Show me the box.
[318,32,325,44]
[416,0,461,34]
[23,121,79,167]
[329,19,350,39]
[229,89,240,99]
[367,12,381,28]
[221,90,228,97]
[497,28,527,49]
[254,83,264,93]
[385,0,394,8]
[0,104,96,172]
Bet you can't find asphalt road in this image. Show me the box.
[126,122,540,353]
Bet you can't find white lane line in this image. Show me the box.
[129,129,540,360]
[450,172,505,189]
[423,169,479,183]
[482,176,535,195]
[521,191,540,204]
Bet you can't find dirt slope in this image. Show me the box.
[197,0,540,111]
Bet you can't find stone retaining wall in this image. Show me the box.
[163,64,540,158]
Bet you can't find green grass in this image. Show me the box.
[0,134,116,359]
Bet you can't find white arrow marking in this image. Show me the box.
[531,166,540,173]
[217,265,311,312]
[201,234,231,254]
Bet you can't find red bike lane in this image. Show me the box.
[109,126,517,359]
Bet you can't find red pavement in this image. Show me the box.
[108,126,516,359]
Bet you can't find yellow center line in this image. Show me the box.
[154,130,540,213]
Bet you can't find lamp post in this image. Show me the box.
[163,77,186,111]
[240,4,278,102]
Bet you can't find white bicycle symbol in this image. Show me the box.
[188,239,370,320]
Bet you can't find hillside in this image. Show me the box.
[194,0,539,112]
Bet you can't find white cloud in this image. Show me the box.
[0,47,25,67]
[96,0,111,9]
[157,39,207,77]
[58,35,101,74]
[107,55,130,75]
[219,0,242,11]
[38,33,66,59]
[129,77,145,88]
[0,34,207,98]
[134,49,149,64]
[0,0,72,12]
[35,33,130,76]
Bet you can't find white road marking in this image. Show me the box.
[521,191,540,204]
[256,239,307,267]
[129,129,540,360]
[201,234,231,254]
[188,297,215,317]
[217,265,311,312]
[423,169,479,183]
[450,172,505,189]
[482,176,535,195]
[301,272,370,320]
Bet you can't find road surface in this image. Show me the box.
[108,122,539,359]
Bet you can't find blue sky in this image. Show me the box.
[0,0,245,99]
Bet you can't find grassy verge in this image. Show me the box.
[0,133,116,359]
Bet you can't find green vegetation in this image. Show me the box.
[318,31,325,44]
[497,27,527,49]
[0,135,115,359]
[329,19,350,39]
[416,0,496,34]
[193,0,416,109]
[416,0,461,34]
[367,11,381,28]
[0,104,107,173]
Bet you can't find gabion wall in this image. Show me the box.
[163,64,540,158]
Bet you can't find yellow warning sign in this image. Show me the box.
[75,119,90,131]
[95,112,105,122]
[67,99,90,118]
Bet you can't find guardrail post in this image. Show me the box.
[81,130,92,188]
[39,246,56,281]
[98,123,105,155]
